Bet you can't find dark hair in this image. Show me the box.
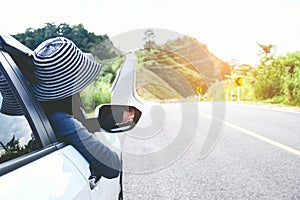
[40,96,73,118]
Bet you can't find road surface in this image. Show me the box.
[112,54,300,199]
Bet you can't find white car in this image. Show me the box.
[0,33,141,200]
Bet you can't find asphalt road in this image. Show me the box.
[113,54,300,199]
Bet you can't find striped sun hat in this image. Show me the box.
[0,72,23,116]
[32,37,102,101]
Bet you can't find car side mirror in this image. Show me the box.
[97,105,141,133]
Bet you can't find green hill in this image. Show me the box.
[135,36,231,102]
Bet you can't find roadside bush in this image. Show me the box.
[81,56,124,114]
[209,81,225,101]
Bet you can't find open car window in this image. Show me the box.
[0,69,41,164]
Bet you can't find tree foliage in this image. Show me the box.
[230,43,300,106]
[279,52,300,103]
[250,44,283,99]
[81,57,125,113]
[0,135,38,163]
[13,23,118,60]
[143,29,157,51]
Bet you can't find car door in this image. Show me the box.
[0,47,92,200]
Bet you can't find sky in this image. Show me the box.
[1,0,300,65]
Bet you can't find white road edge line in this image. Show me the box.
[200,112,300,157]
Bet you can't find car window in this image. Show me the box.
[0,72,41,164]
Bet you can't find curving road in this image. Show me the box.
[112,54,300,199]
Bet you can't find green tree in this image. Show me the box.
[12,23,119,59]
[278,52,300,104]
[143,29,156,51]
[251,43,283,100]
[0,135,36,163]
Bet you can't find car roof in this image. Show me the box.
[0,33,35,82]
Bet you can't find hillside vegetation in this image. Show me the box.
[135,36,231,102]
[135,34,300,107]
[227,45,300,106]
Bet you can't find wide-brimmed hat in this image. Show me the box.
[32,37,102,101]
[0,72,23,116]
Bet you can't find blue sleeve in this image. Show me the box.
[49,111,121,179]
